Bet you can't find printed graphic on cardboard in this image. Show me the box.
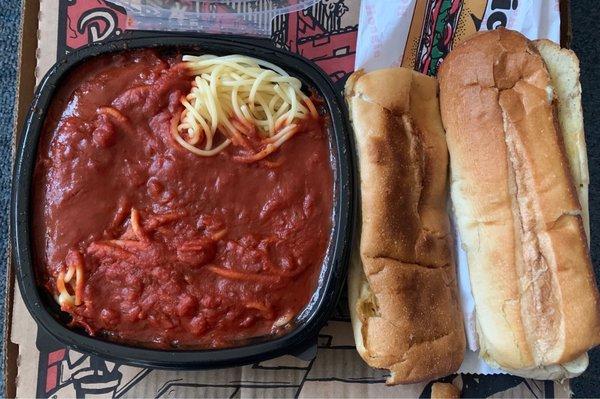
[36,332,123,398]
[59,0,128,54]
[402,0,520,75]
[271,1,358,83]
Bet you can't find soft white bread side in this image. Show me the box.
[486,352,589,380]
[438,28,600,373]
[534,39,590,242]
[346,68,465,384]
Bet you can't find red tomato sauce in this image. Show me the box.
[33,49,333,349]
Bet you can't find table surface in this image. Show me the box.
[1,1,599,397]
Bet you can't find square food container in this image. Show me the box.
[11,33,354,369]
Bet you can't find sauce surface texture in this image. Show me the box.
[33,50,333,349]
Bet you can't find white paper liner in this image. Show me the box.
[355,0,561,72]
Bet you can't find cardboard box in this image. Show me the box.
[6,1,574,397]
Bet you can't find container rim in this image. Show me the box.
[11,33,354,369]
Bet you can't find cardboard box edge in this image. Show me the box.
[6,0,40,397]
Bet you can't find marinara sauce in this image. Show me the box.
[33,50,333,349]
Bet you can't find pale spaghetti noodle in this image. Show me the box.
[56,250,85,309]
[174,54,319,161]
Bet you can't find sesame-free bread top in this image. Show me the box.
[346,68,465,384]
[438,28,600,372]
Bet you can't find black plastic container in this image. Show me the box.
[11,34,353,369]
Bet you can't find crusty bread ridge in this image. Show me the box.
[346,68,465,384]
[438,28,600,373]
[508,39,591,380]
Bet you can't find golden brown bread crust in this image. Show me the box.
[431,382,461,399]
[346,68,465,384]
[438,28,600,371]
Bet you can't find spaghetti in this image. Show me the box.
[174,54,318,161]
[56,250,85,309]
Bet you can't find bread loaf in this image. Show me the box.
[346,68,465,384]
[438,28,600,374]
